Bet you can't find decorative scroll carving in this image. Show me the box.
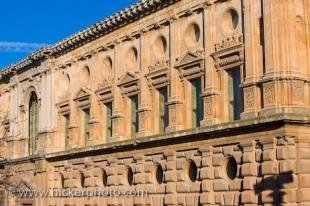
[117,71,140,97]
[73,87,91,110]
[174,50,204,80]
[211,35,244,70]
[146,58,170,89]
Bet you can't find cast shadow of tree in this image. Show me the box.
[254,171,293,205]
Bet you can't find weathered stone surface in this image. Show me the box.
[0,0,309,205]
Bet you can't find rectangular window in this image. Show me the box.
[64,114,70,150]
[130,95,139,138]
[83,108,90,144]
[190,78,203,127]
[228,68,243,120]
[158,87,169,134]
[105,102,113,138]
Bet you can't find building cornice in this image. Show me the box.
[0,0,179,79]
[3,113,307,163]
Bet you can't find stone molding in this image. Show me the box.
[117,71,140,97]
[174,50,205,81]
[73,87,91,110]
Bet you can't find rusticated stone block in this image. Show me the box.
[135,164,144,173]
[261,161,278,175]
[176,158,186,170]
[200,192,214,204]
[261,190,279,203]
[165,171,177,182]
[241,163,257,176]
[214,167,224,179]
[177,170,186,181]
[278,174,297,189]
[280,189,297,203]
[229,179,242,191]
[277,147,296,160]
[212,156,223,167]
[213,179,229,191]
[243,152,255,163]
[300,189,310,202]
[263,150,275,161]
[299,160,310,173]
[200,167,213,179]
[202,179,213,192]
[166,162,175,171]
[134,173,145,184]
[223,192,239,206]
[299,148,310,159]
[279,160,296,173]
[301,175,310,188]
[176,182,190,193]
[214,192,224,205]
[201,157,212,167]
[166,183,176,194]
[164,194,177,205]
[241,191,257,204]
[242,176,256,190]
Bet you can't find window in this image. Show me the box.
[228,68,243,120]
[29,92,39,155]
[130,95,139,138]
[190,78,203,127]
[105,102,113,138]
[64,114,70,150]
[158,87,169,134]
[83,108,90,145]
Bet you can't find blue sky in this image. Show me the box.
[0,0,137,68]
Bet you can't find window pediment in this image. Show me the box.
[56,92,70,115]
[73,87,91,109]
[146,59,170,89]
[175,50,204,80]
[117,71,140,96]
[211,35,244,70]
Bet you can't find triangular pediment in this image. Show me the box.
[117,71,138,86]
[175,51,203,68]
[74,87,91,101]
[12,179,37,194]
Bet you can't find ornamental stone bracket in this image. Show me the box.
[174,50,205,81]
[211,35,244,71]
[146,59,170,90]
[73,87,91,110]
[95,78,114,104]
[117,71,140,97]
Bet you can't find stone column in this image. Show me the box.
[260,0,310,115]
[201,3,221,126]
[167,17,184,132]
[241,0,263,119]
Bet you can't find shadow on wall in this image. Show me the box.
[254,171,294,205]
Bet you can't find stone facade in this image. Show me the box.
[0,0,309,205]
